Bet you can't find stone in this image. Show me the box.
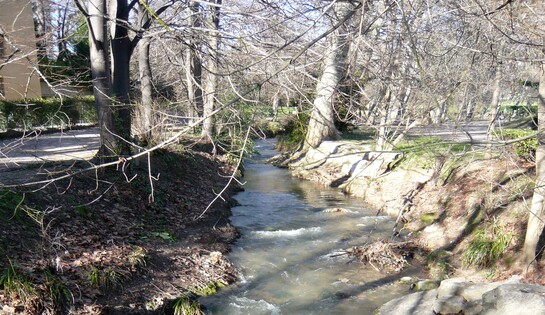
[399,276,416,284]
[377,289,437,315]
[433,295,465,314]
[480,284,545,315]
[463,299,483,315]
[460,282,504,302]
[437,277,468,298]
[414,279,440,291]
[421,224,449,248]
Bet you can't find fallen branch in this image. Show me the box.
[342,240,418,272]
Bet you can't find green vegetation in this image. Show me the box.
[494,129,536,161]
[0,263,35,303]
[172,296,204,315]
[74,205,93,218]
[462,224,512,269]
[0,96,96,131]
[392,136,471,171]
[420,212,439,226]
[425,250,452,278]
[276,113,310,151]
[86,266,128,290]
[43,271,72,312]
[128,247,148,270]
[191,281,226,297]
[0,189,25,222]
[152,231,176,242]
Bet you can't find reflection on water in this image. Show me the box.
[200,139,419,314]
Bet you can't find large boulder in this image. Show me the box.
[480,284,545,315]
[376,289,437,315]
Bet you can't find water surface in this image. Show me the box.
[201,139,418,314]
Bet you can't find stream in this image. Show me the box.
[200,139,421,314]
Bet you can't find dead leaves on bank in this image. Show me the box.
[0,149,239,313]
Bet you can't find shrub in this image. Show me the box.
[276,113,310,152]
[495,129,536,161]
[0,96,96,131]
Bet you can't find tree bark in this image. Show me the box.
[84,0,116,157]
[303,2,355,150]
[201,0,221,140]
[110,0,133,155]
[137,33,153,144]
[522,61,545,266]
[185,1,203,125]
[487,65,502,140]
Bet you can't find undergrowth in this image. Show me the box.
[172,295,204,315]
[0,263,35,303]
[462,223,512,269]
[86,266,129,290]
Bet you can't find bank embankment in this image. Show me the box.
[288,140,535,281]
[0,144,240,314]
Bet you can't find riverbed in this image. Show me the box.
[201,139,420,314]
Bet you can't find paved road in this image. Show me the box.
[408,120,490,143]
[0,127,100,185]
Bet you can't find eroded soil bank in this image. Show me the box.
[287,140,541,283]
[0,144,240,314]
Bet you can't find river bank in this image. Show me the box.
[285,140,542,282]
[0,143,241,314]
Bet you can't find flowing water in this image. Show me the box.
[201,139,420,314]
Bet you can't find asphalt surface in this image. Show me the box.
[0,127,100,185]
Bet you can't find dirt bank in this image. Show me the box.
[0,144,241,314]
[287,140,539,282]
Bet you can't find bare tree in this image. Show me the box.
[303,1,358,150]
[201,0,221,141]
[76,0,116,156]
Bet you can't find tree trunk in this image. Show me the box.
[185,1,203,125]
[522,61,545,266]
[85,0,116,157]
[30,0,48,58]
[111,0,133,155]
[487,65,502,140]
[303,2,355,150]
[137,34,153,144]
[201,0,221,140]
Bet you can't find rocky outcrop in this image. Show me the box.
[377,277,545,315]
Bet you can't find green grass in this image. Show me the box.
[390,136,473,172]
[43,271,72,311]
[0,189,25,222]
[462,225,512,269]
[152,231,176,242]
[0,263,35,302]
[494,129,536,161]
[74,205,93,218]
[191,281,226,297]
[86,266,128,290]
[340,129,375,141]
[128,247,148,270]
[172,296,204,315]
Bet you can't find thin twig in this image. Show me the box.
[194,126,251,220]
